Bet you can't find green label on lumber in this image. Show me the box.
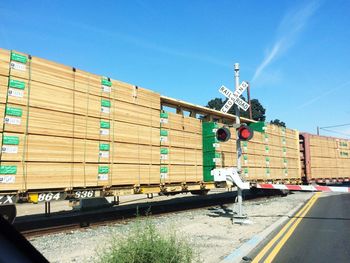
[266,168,270,174]
[11,52,27,64]
[265,146,269,151]
[243,141,248,147]
[284,169,288,175]
[160,167,168,173]
[0,166,17,174]
[101,78,112,87]
[283,158,288,163]
[9,79,25,90]
[340,142,348,147]
[160,130,168,136]
[101,99,111,108]
[98,166,109,174]
[244,168,249,175]
[265,157,270,162]
[5,106,22,117]
[160,148,169,154]
[283,147,287,153]
[3,136,19,145]
[160,112,168,119]
[340,151,349,157]
[264,134,269,138]
[99,143,110,151]
[100,121,110,129]
[249,121,266,133]
[214,152,221,158]
[243,155,248,160]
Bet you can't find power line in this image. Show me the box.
[319,123,350,129]
[319,128,350,137]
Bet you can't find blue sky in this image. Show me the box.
[1,0,349,137]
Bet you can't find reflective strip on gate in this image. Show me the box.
[256,183,350,193]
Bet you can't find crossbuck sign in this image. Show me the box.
[219,81,250,113]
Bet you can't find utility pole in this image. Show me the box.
[247,82,253,120]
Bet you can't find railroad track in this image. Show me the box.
[15,188,284,237]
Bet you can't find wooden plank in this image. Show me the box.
[165,130,202,149]
[112,123,160,146]
[0,48,10,62]
[0,162,24,191]
[244,167,300,181]
[162,112,183,131]
[0,76,8,104]
[0,132,160,164]
[0,104,160,144]
[4,52,161,109]
[0,103,27,134]
[183,115,201,134]
[161,148,201,165]
[162,112,201,134]
[167,165,203,184]
[0,76,30,106]
[0,49,10,77]
[114,100,160,127]
[0,133,25,161]
[0,162,163,191]
[110,163,161,186]
[134,86,161,110]
[113,143,160,165]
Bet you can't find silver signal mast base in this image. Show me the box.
[212,167,253,224]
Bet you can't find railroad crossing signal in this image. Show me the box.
[215,125,254,142]
[216,127,231,142]
[237,125,254,141]
[219,81,250,113]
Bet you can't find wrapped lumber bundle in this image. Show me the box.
[202,121,300,183]
[202,122,237,182]
[0,49,161,190]
[159,112,202,184]
[301,133,350,182]
[242,123,300,183]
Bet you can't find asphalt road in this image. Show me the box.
[250,193,350,263]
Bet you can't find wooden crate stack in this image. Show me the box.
[0,49,162,191]
[159,112,202,184]
[308,135,350,179]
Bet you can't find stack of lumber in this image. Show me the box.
[159,112,202,184]
[0,49,161,191]
[306,134,350,179]
[202,122,237,181]
[202,121,300,182]
[242,124,300,182]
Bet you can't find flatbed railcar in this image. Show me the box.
[300,133,350,184]
[0,48,349,222]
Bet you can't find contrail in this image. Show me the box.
[297,80,350,109]
[67,21,231,68]
[251,1,320,83]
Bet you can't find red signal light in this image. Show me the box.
[216,127,231,142]
[237,125,254,141]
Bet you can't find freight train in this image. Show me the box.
[0,49,349,222]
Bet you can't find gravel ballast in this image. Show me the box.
[28,192,312,262]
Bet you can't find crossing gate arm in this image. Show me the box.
[255,183,350,193]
